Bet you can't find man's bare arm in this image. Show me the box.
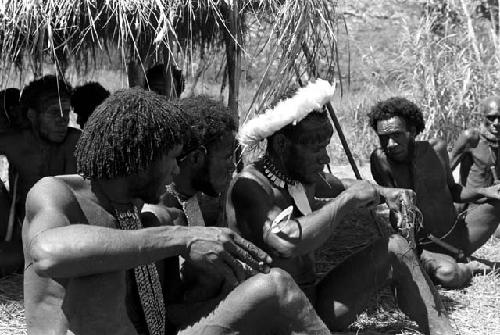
[25,177,272,283]
[370,149,398,188]
[231,177,379,258]
[449,128,479,171]
[433,139,500,202]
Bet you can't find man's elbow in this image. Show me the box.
[30,239,64,277]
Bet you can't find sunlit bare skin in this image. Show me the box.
[371,115,500,288]
[451,95,500,238]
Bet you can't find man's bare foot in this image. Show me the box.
[465,260,492,275]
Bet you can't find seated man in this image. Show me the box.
[71,81,110,129]
[228,80,454,335]
[369,97,500,289]
[23,88,331,335]
[143,95,238,328]
[0,76,80,274]
[450,95,500,238]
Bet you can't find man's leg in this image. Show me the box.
[419,250,488,289]
[314,234,453,335]
[180,268,329,335]
[457,201,500,254]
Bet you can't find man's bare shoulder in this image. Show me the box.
[455,128,480,148]
[427,138,448,156]
[232,164,273,198]
[0,129,26,153]
[26,176,83,212]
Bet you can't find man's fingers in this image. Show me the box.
[231,233,273,265]
[220,250,248,282]
[224,239,268,273]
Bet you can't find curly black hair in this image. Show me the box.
[76,88,189,180]
[175,95,236,155]
[20,75,72,114]
[71,82,110,128]
[368,97,425,135]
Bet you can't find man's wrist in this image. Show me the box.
[158,225,191,258]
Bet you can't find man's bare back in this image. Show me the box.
[23,175,138,335]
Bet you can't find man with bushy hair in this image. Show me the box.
[0,75,79,275]
[369,97,500,289]
[23,88,332,335]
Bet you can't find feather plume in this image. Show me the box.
[238,79,336,151]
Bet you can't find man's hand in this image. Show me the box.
[181,227,273,289]
[479,183,500,200]
[344,181,381,209]
[380,187,416,213]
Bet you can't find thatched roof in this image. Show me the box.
[0,0,345,114]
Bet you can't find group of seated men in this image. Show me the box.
[0,63,182,276]
[10,76,500,335]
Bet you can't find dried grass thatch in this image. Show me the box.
[0,1,344,115]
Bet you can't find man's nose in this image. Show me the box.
[493,118,500,125]
[388,138,398,147]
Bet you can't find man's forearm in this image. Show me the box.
[269,191,357,257]
[30,224,188,278]
[450,183,485,203]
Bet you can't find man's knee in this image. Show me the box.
[246,268,302,309]
[387,234,415,259]
[434,262,467,288]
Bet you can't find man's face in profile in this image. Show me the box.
[193,131,236,197]
[284,113,333,184]
[376,116,414,162]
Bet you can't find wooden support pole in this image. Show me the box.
[300,42,362,180]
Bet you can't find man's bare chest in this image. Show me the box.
[12,143,66,177]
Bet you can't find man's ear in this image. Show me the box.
[188,147,207,167]
[409,126,417,138]
[270,133,290,156]
[26,108,37,125]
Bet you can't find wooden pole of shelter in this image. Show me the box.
[300,42,362,180]
[225,1,242,120]
[224,0,243,171]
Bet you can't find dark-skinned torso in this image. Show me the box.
[466,137,497,189]
[371,141,457,238]
[0,128,80,211]
[23,175,143,335]
[227,164,321,287]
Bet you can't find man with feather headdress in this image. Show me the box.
[227,79,454,335]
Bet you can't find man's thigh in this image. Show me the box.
[458,202,500,253]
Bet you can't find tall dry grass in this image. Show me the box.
[396,0,500,145]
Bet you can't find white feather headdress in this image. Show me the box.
[238,79,336,152]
